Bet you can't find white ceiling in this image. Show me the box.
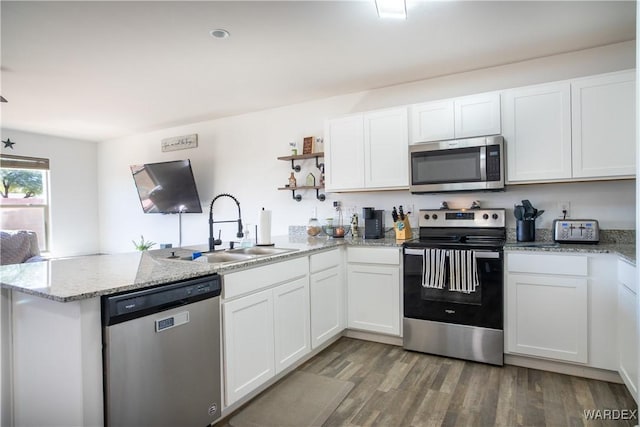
[0,0,635,142]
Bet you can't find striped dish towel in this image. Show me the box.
[421,248,447,289]
[448,250,479,293]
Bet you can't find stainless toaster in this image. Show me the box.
[553,219,599,243]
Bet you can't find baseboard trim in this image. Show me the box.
[343,329,403,346]
[505,353,623,384]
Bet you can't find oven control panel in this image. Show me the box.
[419,209,505,228]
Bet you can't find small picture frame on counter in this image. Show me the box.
[302,136,314,154]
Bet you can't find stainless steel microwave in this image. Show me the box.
[409,135,505,193]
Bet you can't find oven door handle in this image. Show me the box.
[404,248,501,259]
[404,248,426,256]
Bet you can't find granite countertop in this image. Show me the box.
[1,230,634,302]
[503,228,636,265]
[0,234,402,302]
[504,241,636,265]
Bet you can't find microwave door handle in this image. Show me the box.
[479,146,487,181]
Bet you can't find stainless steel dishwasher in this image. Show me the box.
[102,274,221,427]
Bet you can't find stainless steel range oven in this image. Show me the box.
[403,208,505,366]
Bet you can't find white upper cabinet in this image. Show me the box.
[325,107,408,192]
[363,107,409,189]
[571,70,636,179]
[503,82,572,183]
[504,70,636,184]
[410,92,501,143]
[324,114,365,191]
[410,100,455,142]
[454,93,502,139]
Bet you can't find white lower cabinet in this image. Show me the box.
[223,289,275,406]
[310,260,344,349]
[617,259,638,402]
[273,277,311,374]
[222,257,310,407]
[346,247,400,336]
[506,272,588,363]
[506,252,618,369]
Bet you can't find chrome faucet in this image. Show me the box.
[208,193,244,251]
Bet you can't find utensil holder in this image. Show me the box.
[516,219,535,242]
[394,218,412,240]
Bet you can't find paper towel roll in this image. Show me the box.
[259,209,272,245]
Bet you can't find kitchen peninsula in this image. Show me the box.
[0,231,636,426]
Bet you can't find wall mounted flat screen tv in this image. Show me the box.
[130,159,203,214]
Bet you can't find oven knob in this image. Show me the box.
[432,214,438,220]
[424,214,430,220]
[492,213,499,220]
[482,214,489,220]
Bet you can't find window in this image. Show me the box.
[0,154,50,252]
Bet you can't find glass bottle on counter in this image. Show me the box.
[324,218,334,237]
[307,218,321,236]
[334,209,345,237]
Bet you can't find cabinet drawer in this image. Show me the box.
[347,247,400,265]
[618,259,637,293]
[223,257,309,300]
[310,249,341,273]
[507,252,587,276]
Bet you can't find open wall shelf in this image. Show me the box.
[277,152,325,201]
[277,186,325,202]
[277,152,324,172]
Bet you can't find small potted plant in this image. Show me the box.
[132,235,156,251]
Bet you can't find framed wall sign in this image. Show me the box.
[161,134,198,152]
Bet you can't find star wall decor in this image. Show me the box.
[2,138,16,149]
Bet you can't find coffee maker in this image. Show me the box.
[363,207,385,239]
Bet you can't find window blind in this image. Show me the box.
[0,154,49,170]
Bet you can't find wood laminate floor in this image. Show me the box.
[225,337,638,427]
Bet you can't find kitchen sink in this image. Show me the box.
[226,247,298,256]
[206,252,256,263]
[181,247,299,266]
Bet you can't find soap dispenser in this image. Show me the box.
[240,224,253,248]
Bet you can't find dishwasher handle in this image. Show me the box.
[102,274,221,326]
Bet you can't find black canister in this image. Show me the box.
[516,219,535,242]
[362,207,375,220]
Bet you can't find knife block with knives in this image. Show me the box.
[393,206,413,240]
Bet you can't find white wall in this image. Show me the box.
[0,129,99,257]
[98,41,636,254]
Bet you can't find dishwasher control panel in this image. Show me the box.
[102,274,221,326]
[553,219,599,244]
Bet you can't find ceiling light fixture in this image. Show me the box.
[210,29,230,39]
[375,0,407,19]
